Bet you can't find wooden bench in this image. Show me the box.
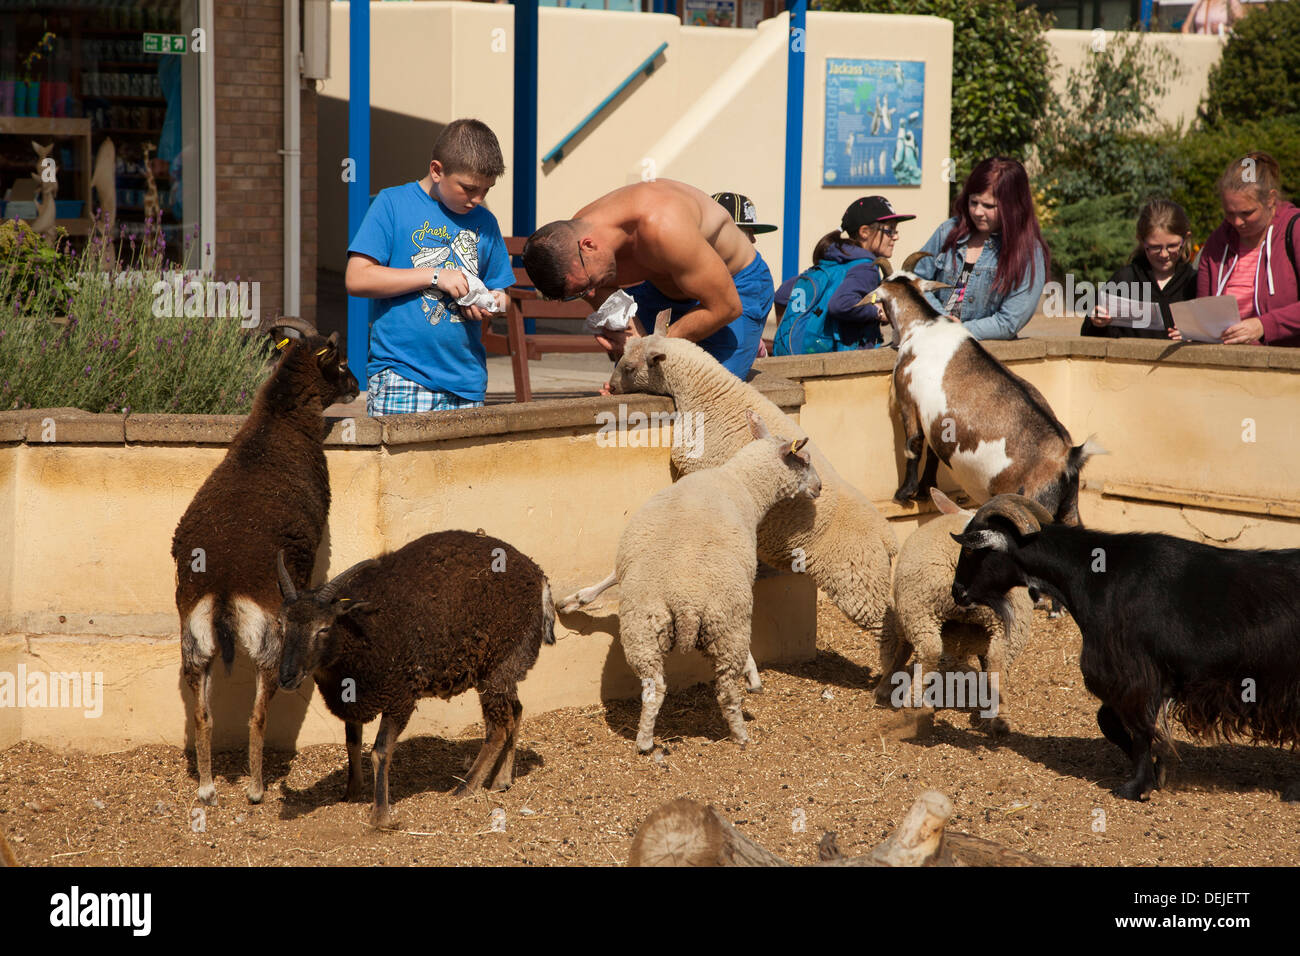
[480,236,609,403]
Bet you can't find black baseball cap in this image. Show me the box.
[842,196,916,235]
[713,192,778,234]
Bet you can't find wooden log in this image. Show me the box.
[628,791,1061,867]
[0,827,18,867]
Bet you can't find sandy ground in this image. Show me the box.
[2,596,1297,867]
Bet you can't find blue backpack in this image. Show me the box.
[774,257,878,355]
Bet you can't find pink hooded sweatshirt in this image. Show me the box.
[1197,200,1300,345]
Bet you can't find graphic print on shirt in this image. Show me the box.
[409,221,481,325]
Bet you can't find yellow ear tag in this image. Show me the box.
[276,338,289,350]
[315,348,329,356]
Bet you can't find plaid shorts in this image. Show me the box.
[366,368,483,416]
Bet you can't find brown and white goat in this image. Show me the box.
[864,252,1101,525]
[172,317,358,806]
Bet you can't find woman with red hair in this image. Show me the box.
[912,157,1049,340]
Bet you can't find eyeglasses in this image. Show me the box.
[559,242,595,302]
[875,225,900,239]
[1144,241,1184,257]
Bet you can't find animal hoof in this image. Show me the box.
[451,782,479,798]
[368,806,395,829]
[746,683,763,695]
[197,784,217,806]
[984,716,1011,737]
[343,784,366,803]
[1113,781,1149,802]
[246,786,264,805]
[636,736,656,754]
[1282,782,1300,803]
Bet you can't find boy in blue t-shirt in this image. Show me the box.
[346,118,516,415]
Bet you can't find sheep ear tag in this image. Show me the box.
[653,308,671,336]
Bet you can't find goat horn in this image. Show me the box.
[263,316,319,338]
[276,550,297,601]
[974,494,1054,536]
[874,257,893,277]
[317,558,380,603]
[901,251,932,273]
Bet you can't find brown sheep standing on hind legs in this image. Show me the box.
[172,316,358,806]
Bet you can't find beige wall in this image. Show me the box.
[7,341,1300,753]
[318,4,955,279]
[1046,29,1223,131]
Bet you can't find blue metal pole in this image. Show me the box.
[782,0,806,282]
[1139,0,1153,30]
[346,0,371,380]
[514,0,539,333]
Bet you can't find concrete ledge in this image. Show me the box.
[984,339,1048,362]
[125,413,245,444]
[1045,336,1106,357]
[18,410,127,444]
[755,349,896,380]
[1153,342,1270,368]
[324,415,382,446]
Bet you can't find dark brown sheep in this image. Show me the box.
[275,530,556,828]
[172,317,358,807]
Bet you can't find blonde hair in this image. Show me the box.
[1216,151,1286,207]
[1132,198,1193,265]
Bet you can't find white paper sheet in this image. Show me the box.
[1096,292,1160,330]
[1168,296,1240,343]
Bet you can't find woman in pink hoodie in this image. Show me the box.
[1195,152,1300,346]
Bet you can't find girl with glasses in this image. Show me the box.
[1083,198,1197,340]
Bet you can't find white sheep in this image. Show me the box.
[560,411,822,752]
[608,321,898,655]
[877,489,1033,735]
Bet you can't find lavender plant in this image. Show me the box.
[0,213,269,414]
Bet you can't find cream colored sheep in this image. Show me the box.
[877,489,1033,735]
[560,412,822,753]
[609,321,898,656]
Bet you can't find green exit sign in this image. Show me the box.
[142,33,187,54]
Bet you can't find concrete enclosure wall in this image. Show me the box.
[5,341,1300,755]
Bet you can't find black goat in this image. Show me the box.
[172,317,358,806]
[276,530,556,828]
[950,494,1300,802]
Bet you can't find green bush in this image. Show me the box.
[818,0,1054,180]
[1041,194,1137,287]
[1036,30,1182,211]
[1201,1,1300,128]
[0,218,270,415]
[1169,114,1300,246]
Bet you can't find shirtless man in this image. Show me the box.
[522,179,775,379]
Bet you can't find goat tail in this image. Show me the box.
[540,580,557,646]
[1069,435,1107,475]
[213,595,238,676]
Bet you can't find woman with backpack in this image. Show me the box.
[773,196,915,355]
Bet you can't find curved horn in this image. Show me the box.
[276,549,297,601]
[901,251,933,273]
[264,315,319,339]
[317,558,380,603]
[874,257,893,277]
[974,494,1054,536]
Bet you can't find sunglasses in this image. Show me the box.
[558,242,595,302]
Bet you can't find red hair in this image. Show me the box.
[944,157,1049,297]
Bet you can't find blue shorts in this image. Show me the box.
[626,250,774,380]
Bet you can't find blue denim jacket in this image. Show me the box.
[911,218,1046,340]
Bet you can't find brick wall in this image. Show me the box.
[213,0,318,324]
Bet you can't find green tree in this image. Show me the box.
[1200,1,1300,128]
[818,0,1054,181]
[1035,30,1182,211]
